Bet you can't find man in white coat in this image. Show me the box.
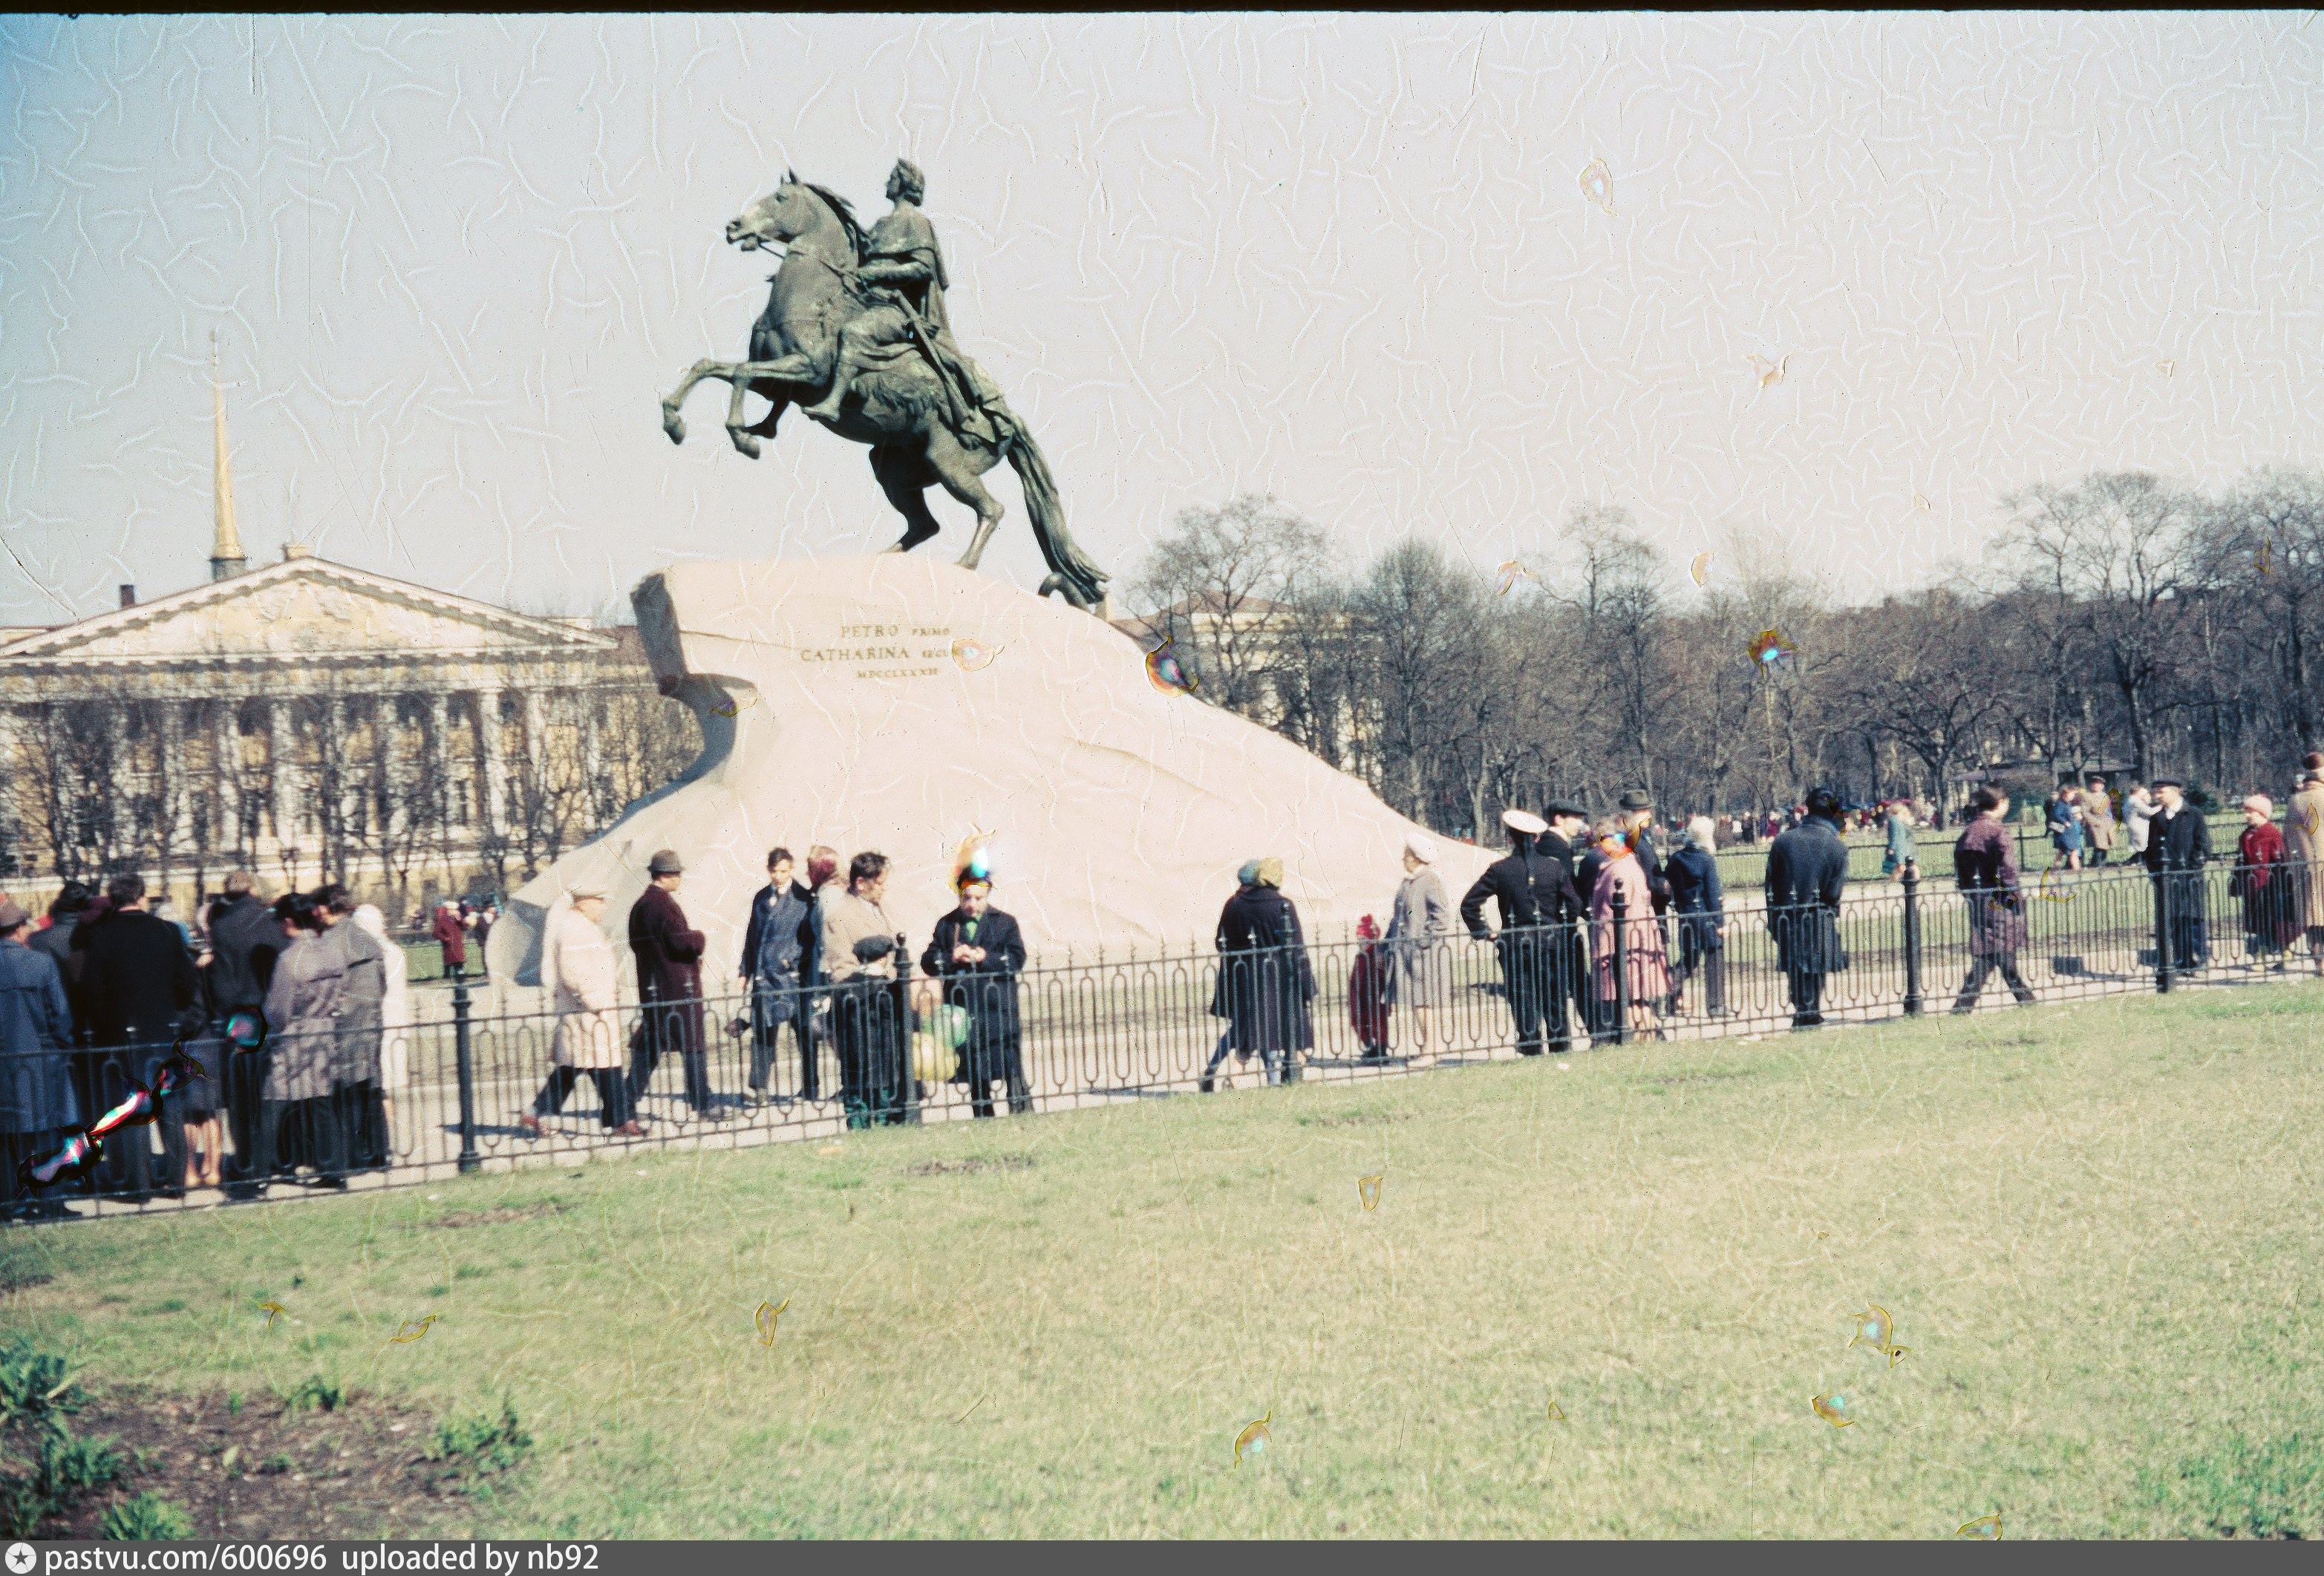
[520,886,644,1137]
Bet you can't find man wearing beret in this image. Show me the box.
[628,850,719,1122]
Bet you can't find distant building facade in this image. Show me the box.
[0,370,695,916]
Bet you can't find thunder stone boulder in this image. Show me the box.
[490,555,1490,983]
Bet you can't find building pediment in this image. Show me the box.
[0,558,614,668]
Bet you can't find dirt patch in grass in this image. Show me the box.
[904,1155,1036,1177]
[1298,1112,1413,1128]
[425,1203,567,1229]
[25,1391,468,1540]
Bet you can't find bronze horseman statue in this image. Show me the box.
[659,160,1111,612]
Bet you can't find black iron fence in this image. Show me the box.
[4,857,2316,1220]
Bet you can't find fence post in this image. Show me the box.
[897,932,921,1125]
[2152,870,2174,995]
[1901,862,1924,1017]
[453,976,480,1174]
[1612,889,1631,1047]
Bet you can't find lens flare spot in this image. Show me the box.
[1811,1391,1854,1427]
[1145,637,1197,696]
[1580,157,1615,215]
[1233,1410,1272,1468]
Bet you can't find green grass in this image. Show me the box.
[4,981,2320,1537]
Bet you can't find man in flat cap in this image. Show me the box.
[628,851,719,1122]
[1766,786,1851,1029]
[2142,776,2211,978]
[1460,808,1584,1059]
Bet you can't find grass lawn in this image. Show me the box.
[4,981,2321,1539]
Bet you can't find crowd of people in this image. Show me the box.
[7,754,2324,1218]
[0,869,412,1220]
[520,843,1035,1141]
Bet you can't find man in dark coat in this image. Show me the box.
[740,848,817,1105]
[75,872,203,1199]
[1765,786,1851,1029]
[205,870,279,1198]
[628,849,717,1119]
[1461,808,1584,1057]
[921,875,1031,1117]
[1214,856,1316,1084]
[2143,777,2212,975]
[0,898,78,1220]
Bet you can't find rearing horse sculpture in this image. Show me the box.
[658,174,1110,612]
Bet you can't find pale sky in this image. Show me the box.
[1,13,2320,625]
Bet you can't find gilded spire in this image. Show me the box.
[210,332,247,581]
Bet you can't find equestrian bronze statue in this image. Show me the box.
[659,160,1110,612]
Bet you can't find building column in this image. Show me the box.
[581,687,603,817]
[475,687,506,831]
[423,691,450,828]
[268,697,301,854]
[212,701,241,857]
[157,699,187,850]
[521,687,546,779]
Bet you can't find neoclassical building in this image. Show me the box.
[0,376,693,914]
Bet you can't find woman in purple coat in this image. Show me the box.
[1951,786,2038,1013]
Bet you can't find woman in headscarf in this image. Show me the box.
[350,904,410,1139]
[1663,816,1727,1016]
[258,893,353,1191]
[1588,819,1669,1040]
[1212,857,1316,1086]
[2231,794,2299,971]
[1384,831,1452,1065]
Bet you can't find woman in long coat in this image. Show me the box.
[1215,857,1316,1085]
[0,903,76,1219]
[2231,796,2301,967]
[260,896,353,1188]
[2290,757,2324,976]
[351,906,411,1136]
[1587,820,1669,1039]
[920,877,1030,1119]
[1951,788,2037,1011]
[522,891,639,1136]
[1383,831,1452,1063]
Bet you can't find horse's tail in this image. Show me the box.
[996,411,1110,612]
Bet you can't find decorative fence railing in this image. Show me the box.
[4,857,2312,1220]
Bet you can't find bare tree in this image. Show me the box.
[1127,494,1332,720]
[2002,472,2204,780]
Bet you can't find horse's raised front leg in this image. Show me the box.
[661,359,734,445]
[722,355,827,458]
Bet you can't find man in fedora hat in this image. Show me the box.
[1541,801,1596,1044]
[628,851,719,1121]
[1460,808,1583,1059]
